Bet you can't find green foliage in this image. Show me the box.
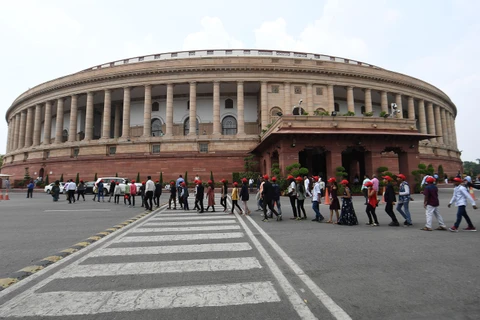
[184,171,188,185]
[285,162,308,178]
[438,165,444,180]
[302,111,309,115]
[160,172,163,184]
[94,173,97,181]
[75,173,79,185]
[244,155,258,172]
[115,172,118,177]
[45,174,49,185]
[411,163,434,193]
[377,167,388,174]
[427,164,434,175]
[335,166,348,180]
[363,111,374,117]
[136,172,140,182]
[314,110,330,116]
[271,163,281,177]
[210,171,214,185]
[463,161,480,177]
[23,167,31,182]
[343,111,355,116]
[379,111,388,117]
[59,173,64,182]
[232,172,240,183]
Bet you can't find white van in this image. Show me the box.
[95,177,142,195]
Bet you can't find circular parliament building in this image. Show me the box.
[3,49,462,183]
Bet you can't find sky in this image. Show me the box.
[0,0,478,162]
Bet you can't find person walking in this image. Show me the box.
[220,179,228,212]
[311,176,324,222]
[77,180,85,201]
[231,182,243,214]
[114,182,122,204]
[327,178,340,224]
[124,180,131,207]
[196,180,205,213]
[176,175,185,209]
[129,180,137,207]
[338,180,358,226]
[139,182,146,207]
[51,180,60,202]
[383,176,400,226]
[26,180,34,198]
[180,182,189,210]
[396,174,413,226]
[271,177,282,217]
[365,181,380,226]
[421,176,447,231]
[261,175,280,221]
[154,180,162,208]
[295,176,307,220]
[448,177,477,232]
[67,179,76,204]
[108,180,116,202]
[145,176,155,211]
[97,180,105,202]
[304,175,312,198]
[206,180,215,212]
[361,175,371,205]
[287,175,298,220]
[168,181,177,209]
[249,178,254,193]
[239,178,250,215]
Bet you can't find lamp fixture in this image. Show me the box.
[331,111,337,116]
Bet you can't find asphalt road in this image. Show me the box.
[0,188,478,319]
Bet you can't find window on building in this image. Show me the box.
[403,110,408,119]
[335,103,340,112]
[152,144,160,154]
[361,105,366,114]
[270,107,283,122]
[316,87,323,95]
[222,116,237,135]
[152,102,159,112]
[44,151,50,159]
[184,117,199,135]
[151,118,163,136]
[72,148,79,158]
[23,152,28,161]
[199,143,209,153]
[225,99,234,109]
[294,86,302,94]
[108,146,116,155]
[62,129,68,142]
[271,85,279,93]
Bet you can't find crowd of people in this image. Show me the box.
[45,171,477,232]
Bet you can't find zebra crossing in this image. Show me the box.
[0,198,322,319]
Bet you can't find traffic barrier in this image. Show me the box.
[324,188,330,205]
[4,191,9,200]
[0,192,3,200]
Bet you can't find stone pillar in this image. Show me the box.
[440,108,448,146]
[381,91,388,113]
[85,92,94,141]
[25,107,34,147]
[261,81,268,129]
[33,104,42,146]
[446,111,453,148]
[14,113,21,149]
[395,94,403,119]
[102,90,112,139]
[122,87,131,138]
[407,96,415,120]
[306,83,313,115]
[165,83,173,137]
[426,102,436,143]
[398,151,419,184]
[114,105,121,138]
[55,98,64,144]
[284,82,291,113]
[451,115,458,149]
[43,101,52,145]
[417,99,427,134]
[237,81,245,136]
[326,149,342,179]
[212,81,221,135]
[365,88,372,114]
[143,85,152,137]
[188,82,197,135]
[7,119,13,152]
[18,110,27,149]
[347,86,354,113]
[68,95,78,142]
[327,85,334,113]
[434,105,444,144]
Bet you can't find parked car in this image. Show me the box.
[473,180,480,190]
[44,182,65,194]
[84,181,95,194]
[94,177,142,195]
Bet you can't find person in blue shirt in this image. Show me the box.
[27,180,34,198]
[448,177,477,232]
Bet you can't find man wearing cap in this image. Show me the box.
[206,180,215,212]
[271,177,282,216]
[448,177,477,232]
[108,180,116,203]
[361,175,371,205]
[168,181,177,209]
[421,176,447,231]
[145,176,155,211]
[261,175,281,221]
[220,179,228,212]
[311,176,325,222]
[154,180,162,208]
[383,176,400,226]
[396,174,413,226]
[287,175,298,219]
[195,180,205,213]
[180,181,189,210]
[304,175,312,198]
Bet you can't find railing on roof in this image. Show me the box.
[85,49,380,72]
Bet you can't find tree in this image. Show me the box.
[210,171,214,185]
[184,171,188,186]
[59,173,64,182]
[0,154,4,167]
[115,172,118,177]
[94,173,97,181]
[23,167,31,182]
[438,165,444,181]
[285,163,308,178]
[271,163,281,177]
[136,172,140,182]
[75,173,80,184]
[463,161,480,177]
[160,172,163,185]
[335,166,348,181]
[243,155,258,172]
[45,174,49,185]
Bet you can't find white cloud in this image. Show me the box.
[183,17,244,50]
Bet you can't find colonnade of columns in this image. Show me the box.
[5,81,458,154]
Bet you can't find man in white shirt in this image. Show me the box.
[304,176,311,197]
[448,177,477,232]
[319,177,325,198]
[67,179,76,204]
[145,176,155,211]
[361,175,371,205]
[311,176,324,222]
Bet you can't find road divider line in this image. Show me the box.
[245,215,352,320]
[150,215,235,220]
[131,225,241,233]
[0,281,280,317]
[143,220,237,226]
[116,232,245,243]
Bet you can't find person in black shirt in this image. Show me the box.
[168,181,177,209]
[383,176,399,226]
[261,175,281,222]
[220,179,228,212]
[196,180,205,213]
[154,180,162,208]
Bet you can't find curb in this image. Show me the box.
[0,209,157,291]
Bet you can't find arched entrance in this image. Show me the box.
[342,146,366,183]
[39,168,45,179]
[299,147,327,178]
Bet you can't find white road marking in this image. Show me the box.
[0,281,280,317]
[44,209,111,212]
[155,212,227,217]
[132,225,241,233]
[116,232,245,243]
[144,220,237,226]
[150,215,235,220]
[233,212,318,320]
[56,257,262,278]
[89,242,252,257]
[246,215,353,320]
